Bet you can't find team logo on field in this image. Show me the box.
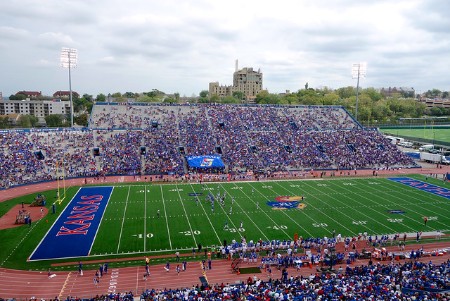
[267,196,306,210]
[388,210,406,214]
[188,192,203,196]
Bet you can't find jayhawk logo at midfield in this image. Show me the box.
[267,196,306,210]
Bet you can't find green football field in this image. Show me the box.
[380,128,450,143]
[89,175,450,256]
[1,175,449,270]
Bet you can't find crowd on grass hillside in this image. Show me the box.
[0,104,418,189]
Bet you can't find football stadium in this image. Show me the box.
[0,103,450,300]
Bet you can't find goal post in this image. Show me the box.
[56,159,66,205]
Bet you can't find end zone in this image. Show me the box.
[29,186,113,261]
[388,177,450,200]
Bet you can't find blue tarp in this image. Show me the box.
[186,155,225,168]
[404,152,420,159]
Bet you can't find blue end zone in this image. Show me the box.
[388,177,450,200]
[29,186,113,260]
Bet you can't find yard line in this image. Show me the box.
[210,184,243,239]
[248,183,314,237]
[301,180,399,234]
[350,179,447,230]
[227,182,270,241]
[175,183,197,247]
[242,183,290,238]
[144,185,147,252]
[330,180,418,232]
[382,177,450,214]
[116,186,131,253]
[281,181,359,235]
[160,185,173,249]
[188,183,222,245]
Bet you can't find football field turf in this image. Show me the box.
[80,175,450,257]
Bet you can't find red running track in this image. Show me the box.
[0,241,449,299]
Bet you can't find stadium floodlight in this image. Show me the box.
[60,47,78,127]
[351,62,367,122]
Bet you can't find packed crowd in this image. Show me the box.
[0,103,418,189]
[137,259,450,301]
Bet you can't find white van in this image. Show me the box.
[399,141,413,148]
[418,144,434,152]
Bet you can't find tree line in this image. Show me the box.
[1,87,448,129]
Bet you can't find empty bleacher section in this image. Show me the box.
[0,103,418,189]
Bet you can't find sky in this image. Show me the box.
[0,0,449,98]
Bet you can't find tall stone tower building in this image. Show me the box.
[209,61,263,102]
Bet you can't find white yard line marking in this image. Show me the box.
[160,185,173,249]
[344,180,442,231]
[116,186,131,253]
[228,182,270,241]
[144,185,147,252]
[188,183,222,245]
[284,180,358,235]
[175,183,197,247]
[252,182,314,237]
[303,180,404,234]
[384,177,450,214]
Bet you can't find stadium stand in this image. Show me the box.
[0,103,418,189]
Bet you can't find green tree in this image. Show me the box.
[322,93,339,105]
[210,94,220,103]
[9,94,26,100]
[199,90,209,103]
[297,89,322,105]
[137,94,154,102]
[280,93,299,105]
[96,93,106,102]
[45,114,64,127]
[232,91,244,101]
[429,106,444,116]
[16,115,38,127]
[163,96,177,103]
[255,91,280,104]
[199,90,209,98]
[0,116,9,129]
[363,88,383,102]
[222,96,239,103]
[123,92,137,98]
[74,113,89,127]
[82,94,93,102]
[336,86,355,99]
[255,90,271,104]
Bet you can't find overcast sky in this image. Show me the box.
[1,0,449,98]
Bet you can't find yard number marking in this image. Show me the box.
[179,230,201,236]
[267,225,288,230]
[312,223,328,228]
[132,233,154,239]
[352,221,367,225]
[387,218,403,223]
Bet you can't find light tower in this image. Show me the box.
[351,62,367,122]
[60,47,78,127]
